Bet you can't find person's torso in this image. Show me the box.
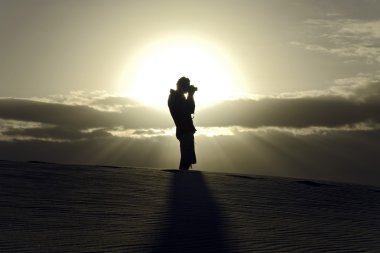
[168,90,196,138]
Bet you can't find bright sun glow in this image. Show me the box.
[119,34,245,109]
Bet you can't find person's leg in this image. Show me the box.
[179,135,189,170]
[187,133,196,165]
[179,133,196,170]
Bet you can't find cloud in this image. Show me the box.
[292,19,380,63]
[90,96,142,112]
[0,98,171,130]
[110,128,174,139]
[331,73,380,100]
[0,76,379,142]
[3,126,111,142]
[29,90,142,112]
[0,96,173,142]
[196,82,380,129]
[0,85,379,186]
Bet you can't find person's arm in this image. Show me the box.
[186,92,195,114]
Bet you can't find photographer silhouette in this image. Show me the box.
[168,77,197,170]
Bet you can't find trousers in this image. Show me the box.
[178,132,196,170]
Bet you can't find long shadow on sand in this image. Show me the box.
[155,170,231,253]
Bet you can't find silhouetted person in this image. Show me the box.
[168,77,197,170]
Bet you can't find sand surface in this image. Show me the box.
[1,160,379,252]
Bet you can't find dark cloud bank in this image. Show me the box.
[196,96,380,128]
[1,90,379,132]
[0,84,380,186]
[0,98,171,130]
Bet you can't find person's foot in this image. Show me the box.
[179,164,191,170]
[179,161,192,170]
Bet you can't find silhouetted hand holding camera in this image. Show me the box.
[187,85,198,96]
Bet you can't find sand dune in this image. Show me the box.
[1,160,379,252]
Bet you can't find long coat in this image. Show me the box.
[168,89,197,139]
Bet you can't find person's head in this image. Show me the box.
[176,77,190,93]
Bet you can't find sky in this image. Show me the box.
[1,0,380,186]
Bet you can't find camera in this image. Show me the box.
[188,85,198,93]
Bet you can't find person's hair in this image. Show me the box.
[176,77,190,90]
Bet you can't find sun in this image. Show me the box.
[119,34,245,109]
